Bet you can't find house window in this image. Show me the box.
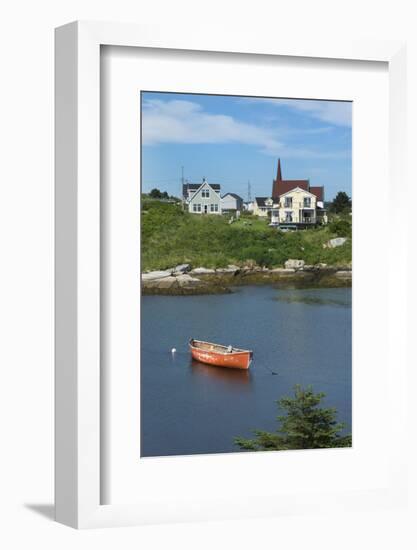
[260,207,266,212]
[210,204,218,212]
[284,197,292,208]
[303,197,311,207]
[285,211,293,222]
[202,189,210,198]
[193,203,201,212]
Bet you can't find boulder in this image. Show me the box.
[142,270,172,281]
[190,267,216,275]
[216,265,240,274]
[176,274,204,288]
[284,259,305,270]
[270,268,296,274]
[242,260,257,270]
[174,263,191,274]
[324,237,347,249]
[303,264,330,272]
[156,277,178,289]
[335,270,352,279]
[242,265,262,273]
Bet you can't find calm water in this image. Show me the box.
[141,285,351,457]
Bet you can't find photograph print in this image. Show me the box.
[140,91,352,457]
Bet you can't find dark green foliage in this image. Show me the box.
[145,188,179,201]
[149,188,163,199]
[328,219,352,238]
[329,191,352,214]
[234,385,352,451]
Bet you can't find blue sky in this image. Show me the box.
[141,92,352,201]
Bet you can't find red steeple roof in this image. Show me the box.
[276,158,282,181]
[272,158,309,199]
[309,186,324,202]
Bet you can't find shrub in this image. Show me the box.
[328,219,352,238]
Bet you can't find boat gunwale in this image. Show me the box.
[189,338,252,356]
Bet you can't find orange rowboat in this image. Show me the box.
[189,339,253,370]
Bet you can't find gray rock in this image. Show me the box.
[270,268,296,274]
[190,267,216,275]
[176,274,204,288]
[156,277,178,289]
[335,270,352,279]
[303,264,331,272]
[216,265,240,274]
[142,270,172,281]
[174,263,191,274]
[324,237,347,249]
[284,259,305,270]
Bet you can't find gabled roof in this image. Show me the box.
[183,183,200,192]
[183,181,221,197]
[272,179,309,198]
[255,197,274,207]
[309,186,324,201]
[221,192,243,200]
[270,159,325,203]
[279,186,316,199]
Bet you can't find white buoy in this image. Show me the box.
[171,348,176,354]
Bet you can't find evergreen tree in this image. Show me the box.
[149,188,162,199]
[235,385,351,451]
[330,191,352,213]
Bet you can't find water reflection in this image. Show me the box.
[190,359,251,386]
[274,290,349,308]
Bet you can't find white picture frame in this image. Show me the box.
[55,21,408,529]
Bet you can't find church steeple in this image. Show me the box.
[276,158,282,181]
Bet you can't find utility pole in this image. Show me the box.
[181,165,185,210]
[247,180,252,203]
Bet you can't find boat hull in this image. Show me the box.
[189,342,252,370]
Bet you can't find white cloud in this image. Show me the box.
[142,99,283,153]
[142,98,349,158]
[246,98,352,127]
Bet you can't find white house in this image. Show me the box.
[220,193,243,213]
[252,197,275,217]
[276,187,324,224]
[182,178,222,215]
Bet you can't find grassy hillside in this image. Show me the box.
[141,201,352,271]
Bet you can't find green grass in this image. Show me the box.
[141,200,352,271]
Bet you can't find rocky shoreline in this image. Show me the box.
[142,260,352,296]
